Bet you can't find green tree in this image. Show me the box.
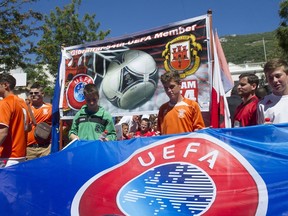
[24,64,55,95]
[0,0,42,73]
[36,0,110,77]
[276,0,288,59]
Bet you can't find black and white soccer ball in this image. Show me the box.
[102,50,158,109]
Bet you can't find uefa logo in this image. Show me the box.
[66,74,94,110]
[71,133,268,216]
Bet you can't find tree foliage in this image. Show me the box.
[276,0,288,59]
[36,0,110,77]
[0,0,42,73]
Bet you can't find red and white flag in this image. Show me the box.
[210,31,231,128]
[214,31,234,93]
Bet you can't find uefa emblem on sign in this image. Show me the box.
[66,74,94,110]
[71,133,268,215]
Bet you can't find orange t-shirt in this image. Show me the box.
[157,97,205,135]
[0,94,27,158]
[27,103,52,146]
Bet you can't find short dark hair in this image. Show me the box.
[84,83,99,97]
[256,87,268,99]
[30,82,44,91]
[160,71,181,85]
[0,73,16,90]
[121,122,129,128]
[239,73,259,88]
[264,58,288,75]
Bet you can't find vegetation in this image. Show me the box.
[222,0,288,64]
[1,0,110,95]
[0,0,42,73]
[221,31,283,64]
[276,0,288,59]
[36,0,110,78]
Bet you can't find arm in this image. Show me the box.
[0,101,11,145]
[69,133,79,140]
[105,116,117,141]
[0,125,8,146]
[192,103,205,131]
[68,113,80,140]
[257,103,265,124]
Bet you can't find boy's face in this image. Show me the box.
[85,93,99,112]
[122,125,129,135]
[163,80,181,101]
[140,120,149,132]
[266,67,288,96]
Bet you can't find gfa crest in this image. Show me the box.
[162,34,202,79]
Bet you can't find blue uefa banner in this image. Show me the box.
[0,124,288,215]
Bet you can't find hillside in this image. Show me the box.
[220,31,282,64]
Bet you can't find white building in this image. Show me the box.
[229,62,265,83]
[1,64,55,101]
[226,62,266,96]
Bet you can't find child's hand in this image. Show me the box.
[128,132,135,138]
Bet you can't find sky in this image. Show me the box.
[27,0,282,38]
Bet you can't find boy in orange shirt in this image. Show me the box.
[157,71,205,135]
[0,74,27,167]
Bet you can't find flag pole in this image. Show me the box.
[207,9,214,74]
[207,9,215,127]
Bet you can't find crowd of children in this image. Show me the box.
[116,114,159,140]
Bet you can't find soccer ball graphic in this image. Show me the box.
[102,50,158,109]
